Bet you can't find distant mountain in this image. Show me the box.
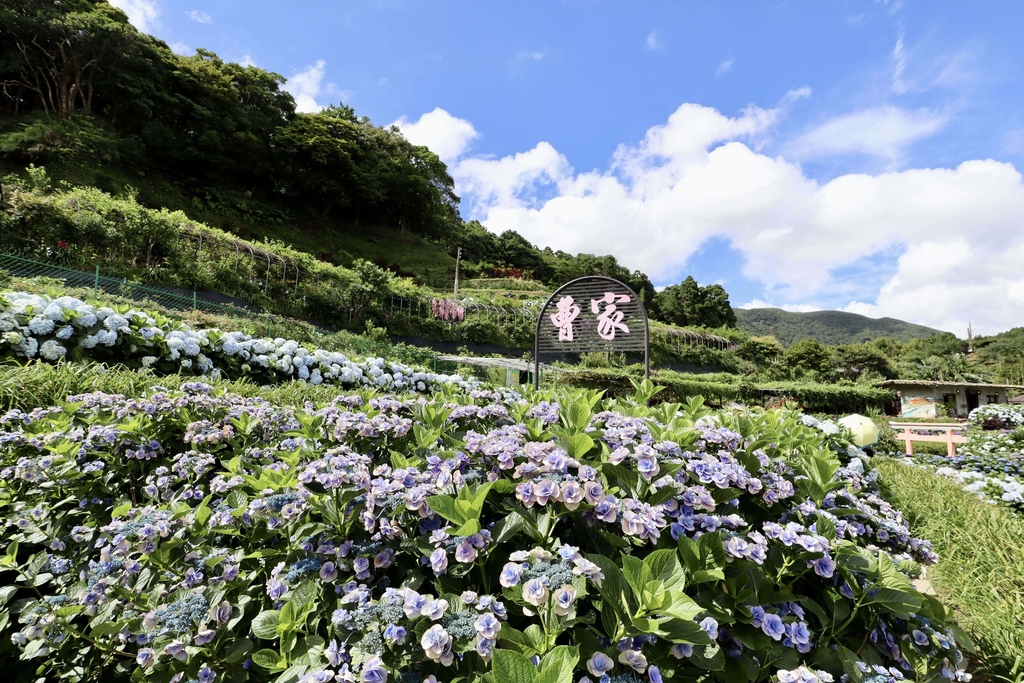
[735,308,944,347]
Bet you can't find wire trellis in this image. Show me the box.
[0,251,259,320]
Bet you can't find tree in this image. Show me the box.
[736,335,785,368]
[0,0,135,119]
[275,108,361,216]
[832,343,897,382]
[493,230,551,279]
[652,276,737,329]
[782,339,833,378]
[442,220,498,263]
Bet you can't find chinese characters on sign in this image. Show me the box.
[549,295,581,341]
[534,276,650,388]
[590,292,630,340]
[550,292,632,341]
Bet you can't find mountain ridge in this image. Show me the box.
[735,307,945,347]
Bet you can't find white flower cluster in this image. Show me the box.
[931,465,1024,508]
[968,403,1024,428]
[959,429,1024,457]
[798,414,841,435]
[0,291,477,394]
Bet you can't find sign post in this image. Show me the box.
[533,276,649,389]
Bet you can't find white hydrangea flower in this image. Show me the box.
[20,337,39,358]
[104,315,129,332]
[28,317,55,335]
[39,340,67,360]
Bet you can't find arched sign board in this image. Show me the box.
[533,276,649,389]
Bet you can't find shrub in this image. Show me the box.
[0,384,970,682]
[0,291,470,394]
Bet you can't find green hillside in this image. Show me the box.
[735,307,944,346]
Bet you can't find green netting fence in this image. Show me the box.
[0,251,449,362]
[0,250,261,320]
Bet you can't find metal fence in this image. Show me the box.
[0,251,261,320]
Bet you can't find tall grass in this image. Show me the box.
[875,458,1024,682]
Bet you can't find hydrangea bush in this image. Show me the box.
[905,442,1024,516]
[966,405,1024,430]
[0,381,970,683]
[0,291,473,393]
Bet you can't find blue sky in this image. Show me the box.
[109,0,1024,336]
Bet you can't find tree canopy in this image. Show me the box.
[0,0,460,238]
[652,276,737,329]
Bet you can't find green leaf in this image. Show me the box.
[425,494,464,525]
[492,649,539,683]
[690,642,726,671]
[863,587,922,617]
[0,585,19,604]
[252,648,285,671]
[560,398,593,434]
[111,501,133,519]
[644,549,687,591]
[620,554,653,602]
[653,617,713,644]
[491,511,527,545]
[538,645,579,683]
[814,515,837,543]
[193,495,213,527]
[224,638,254,664]
[289,580,318,611]
[587,554,635,622]
[558,432,595,459]
[658,590,703,622]
[523,624,547,653]
[497,625,536,655]
[452,518,481,537]
[252,610,281,640]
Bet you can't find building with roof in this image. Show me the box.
[875,380,1024,418]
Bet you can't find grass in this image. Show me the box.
[0,362,357,414]
[1,158,457,286]
[875,457,1024,682]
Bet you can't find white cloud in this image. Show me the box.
[392,108,480,163]
[170,42,192,56]
[891,30,907,93]
[716,59,734,77]
[516,51,545,63]
[645,31,664,51]
[443,102,1024,335]
[785,105,948,161]
[186,10,212,24]
[284,61,347,113]
[240,54,256,68]
[108,0,159,33]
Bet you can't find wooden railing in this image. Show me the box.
[888,422,968,457]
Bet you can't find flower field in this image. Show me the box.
[900,404,1024,516]
[0,288,984,682]
[0,371,972,683]
[0,291,473,394]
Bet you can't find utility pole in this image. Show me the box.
[453,247,461,300]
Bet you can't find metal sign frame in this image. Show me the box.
[533,276,649,388]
